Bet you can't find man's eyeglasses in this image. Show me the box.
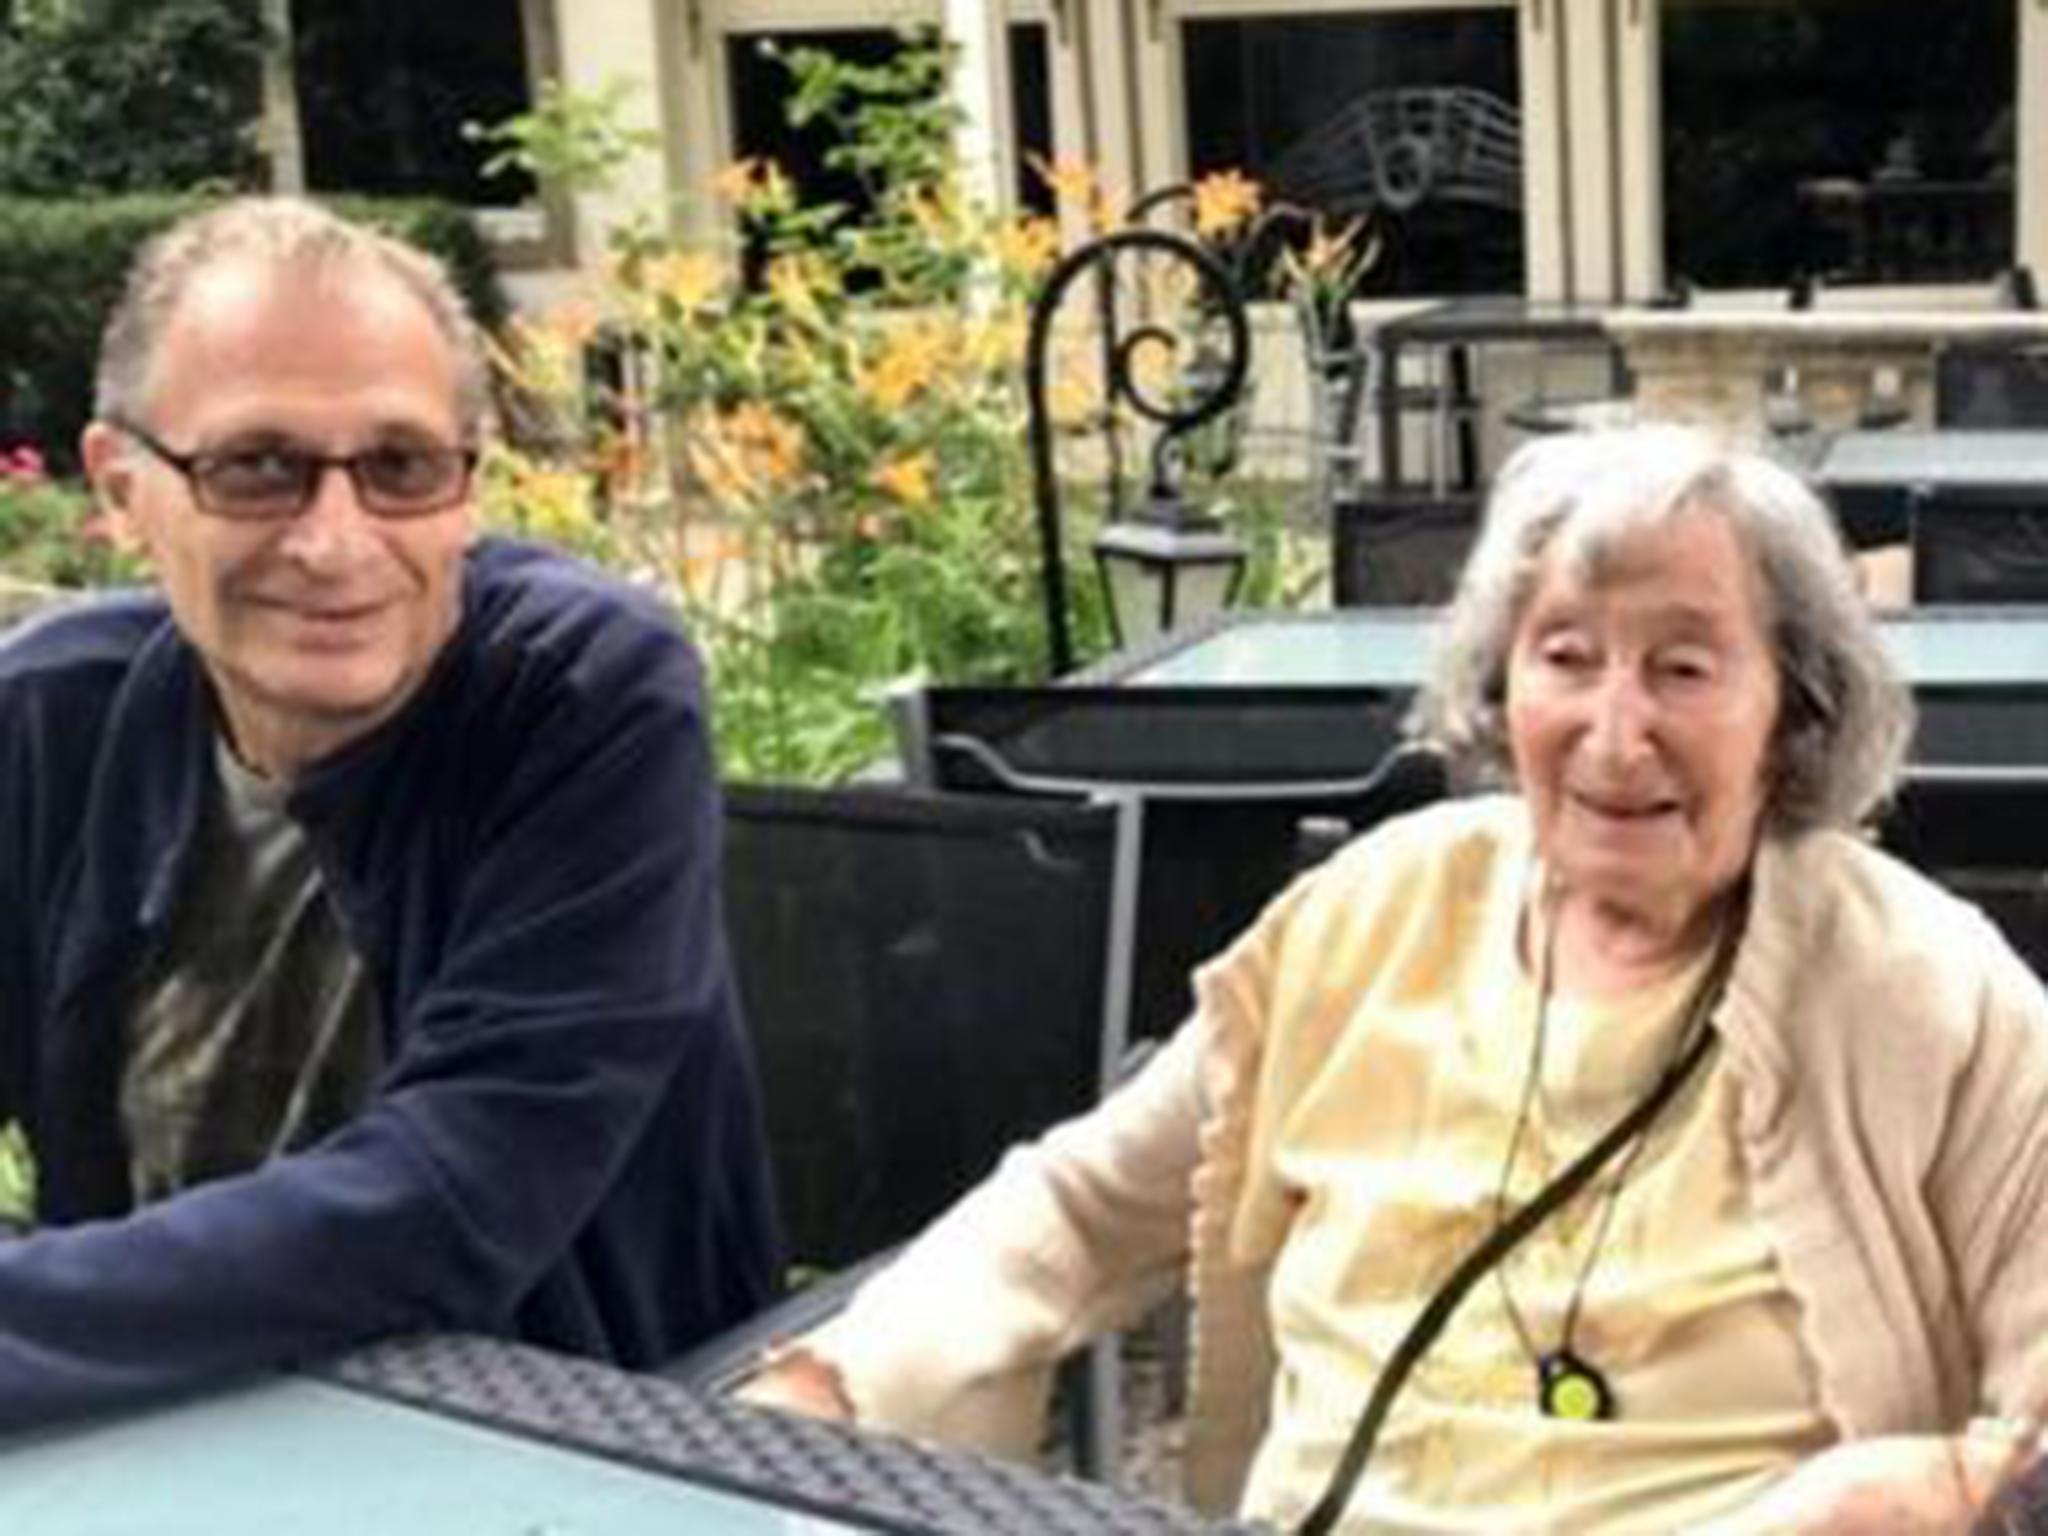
[112,419,477,523]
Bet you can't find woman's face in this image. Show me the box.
[1505,507,1782,936]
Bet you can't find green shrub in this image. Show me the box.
[0,0,269,197]
[0,194,508,473]
[0,1121,33,1227]
[0,448,140,589]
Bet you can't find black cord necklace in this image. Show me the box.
[1293,889,1745,1536]
[1491,895,1741,1424]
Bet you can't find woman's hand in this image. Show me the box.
[1700,1434,2024,1535]
[737,1346,858,1423]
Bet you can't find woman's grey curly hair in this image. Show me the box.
[1410,422,1913,833]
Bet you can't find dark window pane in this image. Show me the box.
[1662,0,2014,289]
[727,28,906,223]
[1009,22,1055,216]
[292,0,536,205]
[1182,12,1522,296]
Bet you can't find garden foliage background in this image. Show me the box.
[0,22,1355,1222]
[5,30,1326,784]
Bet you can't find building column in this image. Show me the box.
[2021,0,2047,280]
[1080,1,1145,223]
[944,0,1011,212]
[1611,0,1662,302]
[1518,0,1568,298]
[1543,0,1627,302]
[551,0,676,262]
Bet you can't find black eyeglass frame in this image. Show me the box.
[109,417,479,523]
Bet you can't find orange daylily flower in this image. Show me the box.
[1031,154,1095,205]
[503,312,589,399]
[1191,169,1263,238]
[764,253,836,323]
[648,250,725,313]
[685,401,807,505]
[712,157,793,213]
[1301,217,1369,277]
[1029,154,1113,229]
[870,451,935,508]
[711,158,763,202]
[859,324,949,412]
[995,215,1061,279]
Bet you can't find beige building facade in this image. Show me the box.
[510,0,2048,307]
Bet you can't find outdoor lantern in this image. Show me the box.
[1092,484,1248,648]
[1023,225,1252,675]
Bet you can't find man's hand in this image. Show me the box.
[1699,1434,2026,1535]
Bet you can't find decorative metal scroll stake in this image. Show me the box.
[1023,226,1253,676]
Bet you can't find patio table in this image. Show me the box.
[1816,428,2048,547]
[0,1333,1253,1536]
[908,604,2048,1041]
[1074,606,2048,778]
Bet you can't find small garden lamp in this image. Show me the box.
[1023,227,1251,675]
[1093,478,1247,647]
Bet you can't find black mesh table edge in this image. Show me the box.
[321,1334,1266,1536]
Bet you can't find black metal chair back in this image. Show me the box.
[1331,491,1482,606]
[1934,341,2048,427]
[1879,771,2048,981]
[721,783,1137,1270]
[1911,489,2048,604]
[894,686,1448,1040]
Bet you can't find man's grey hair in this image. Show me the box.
[94,196,493,435]
[1411,422,1914,833]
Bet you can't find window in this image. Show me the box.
[727,27,906,213]
[289,0,543,207]
[1178,9,1523,295]
[1010,21,1056,216]
[1660,0,2015,290]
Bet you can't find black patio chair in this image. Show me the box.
[668,782,1142,1477]
[1910,488,2048,604]
[1935,340,2048,428]
[1331,490,1482,607]
[891,683,1450,1042]
[1879,769,2048,981]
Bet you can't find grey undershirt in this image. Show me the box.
[120,739,381,1204]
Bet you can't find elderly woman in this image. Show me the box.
[754,425,2048,1534]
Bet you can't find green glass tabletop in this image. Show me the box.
[1817,430,2048,489]
[1112,610,2048,690]
[0,1376,881,1535]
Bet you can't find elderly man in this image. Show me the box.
[0,197,779,1423]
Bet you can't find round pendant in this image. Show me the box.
[1538,1349,1615,1421]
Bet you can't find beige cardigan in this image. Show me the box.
[806,797,2048,1517]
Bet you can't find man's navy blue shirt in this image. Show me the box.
[0,539,780,1423]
